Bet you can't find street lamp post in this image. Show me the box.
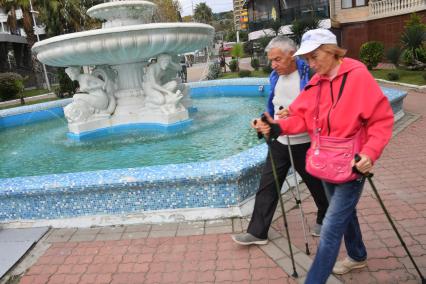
[29,0,51,91]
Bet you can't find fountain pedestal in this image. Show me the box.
[31,0,214,139]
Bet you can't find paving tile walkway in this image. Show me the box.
[1,85,425,284]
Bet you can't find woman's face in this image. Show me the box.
[303,47,338,76]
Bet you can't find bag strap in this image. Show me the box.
[336,73,348,105]
[313,73,348,135]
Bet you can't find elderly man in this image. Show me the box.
[232,36,329,245]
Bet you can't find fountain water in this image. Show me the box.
[32,0,214,139]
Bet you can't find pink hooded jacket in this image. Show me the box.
[278,58,394,163]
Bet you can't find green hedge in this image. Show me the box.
[0,72,24,101]
[238,70,252,77]
[387,72,400,81]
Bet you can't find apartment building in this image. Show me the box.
[243,0,330,39]
[233,0,249,30]
[331,0,426,58]
[0,7,29,73]
[0,6,47,87]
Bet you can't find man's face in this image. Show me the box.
[267,48,295,76]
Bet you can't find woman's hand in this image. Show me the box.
[352,154,373,174]
[276,108,290,119]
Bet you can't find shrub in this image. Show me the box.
[416,47,426,63]
[401,49,415,66]
[206,62,221,80]
[387,72,400,81]
[385,46,401,67]
[229,59,238,72]
[238,70,252,77]
[0,72,24,101]
[251,58,260,71]
[400,13,426,65]
[262,63,273,74]
[359,41,384,70]
[423,72,426,81]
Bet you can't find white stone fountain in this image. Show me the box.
[31,0,214,138]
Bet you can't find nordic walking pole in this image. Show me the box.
[354,154,425,284]
[279,106,310,255]
[285,135,310,255]
[255,116,299,278]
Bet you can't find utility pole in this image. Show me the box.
[29,0,51,91]
[191,0,194,21]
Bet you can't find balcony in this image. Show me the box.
[369,0,426,20]
[248,4,330,33]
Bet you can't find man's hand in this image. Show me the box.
[352,154,373,174]
[276,107,290,119]
[251,118,271,136]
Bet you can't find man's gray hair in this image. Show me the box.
[265,36,297,53]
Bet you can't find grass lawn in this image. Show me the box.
[370,69,426,86]
[0,97,60,110]
[22,88,51,98]
[219,70,269,79]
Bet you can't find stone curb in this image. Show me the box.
[376,78,426,92]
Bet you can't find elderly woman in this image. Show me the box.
[256,29,394,283]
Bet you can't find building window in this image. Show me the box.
[342,0,368,8]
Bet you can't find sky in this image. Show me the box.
[178,0,234,17]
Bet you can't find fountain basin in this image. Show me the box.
[0,79,407,227]
[32,23,214,67]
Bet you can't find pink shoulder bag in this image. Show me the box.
[305,74,362,183]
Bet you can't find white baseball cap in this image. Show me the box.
[293,28,337,56]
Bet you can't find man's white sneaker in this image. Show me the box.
[333,257,367,275]
[231,233,268,245]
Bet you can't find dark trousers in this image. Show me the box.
[247,141,329,239]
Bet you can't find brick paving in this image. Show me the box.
[19,235,296,284]
[4,86,425,284]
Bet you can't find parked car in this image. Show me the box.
[222,42,236,52]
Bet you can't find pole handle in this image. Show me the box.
[253,119,264,140]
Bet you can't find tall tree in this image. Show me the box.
[151,0,182,22]
[193,2,213,24]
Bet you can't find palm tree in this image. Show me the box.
[290,16,320,45]
[400,14,426,63]
[193,2,213,24]
[37,0,97,36]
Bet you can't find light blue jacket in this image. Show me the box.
[266,58,311,116]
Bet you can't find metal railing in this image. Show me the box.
[369,0,426,19]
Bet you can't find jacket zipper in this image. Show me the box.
[327,81,334,136]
